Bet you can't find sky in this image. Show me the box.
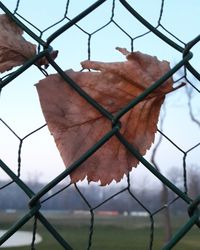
[0,0,200,189]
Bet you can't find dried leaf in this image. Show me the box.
[0,14,58,73]
[36,48,183,185]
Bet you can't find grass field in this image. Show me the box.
[0,211,199,250]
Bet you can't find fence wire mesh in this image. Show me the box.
[0,0,200,249]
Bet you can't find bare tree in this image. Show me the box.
[187,165,200,199]
[151,103,172,243]
[185,83,200,198]
[185,83,200,127]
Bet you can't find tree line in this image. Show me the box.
[0,165,199,214]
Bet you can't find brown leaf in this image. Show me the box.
[36,48,182,185]
[0,14,58,73]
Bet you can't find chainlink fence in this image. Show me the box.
[0,0,200,249]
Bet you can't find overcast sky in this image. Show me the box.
[0,0,200,189]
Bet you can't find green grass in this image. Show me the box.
[0,211,199,250]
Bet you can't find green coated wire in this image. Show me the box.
[0,0,199,249]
